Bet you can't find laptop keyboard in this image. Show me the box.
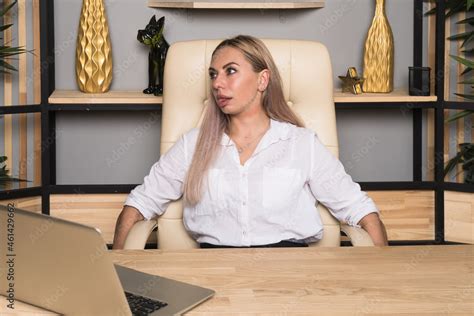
[125,291,168,315]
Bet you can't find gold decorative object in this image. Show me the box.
[75,0,113,93]
[338,67,364,94]
[362,0,394,93]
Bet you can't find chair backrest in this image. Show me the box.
[158,39,340,249]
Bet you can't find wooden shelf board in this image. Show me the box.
[50,89,436,105]
[49,90,162,104]
[334,89,437,103]
[148,0,324,9]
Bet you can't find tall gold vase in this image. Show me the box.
[75,0,113,93]
[362,0,394,93]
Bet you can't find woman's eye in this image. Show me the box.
[226,68,236,75]
[209,72,217,80]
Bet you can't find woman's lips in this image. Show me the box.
[216,96,232,107]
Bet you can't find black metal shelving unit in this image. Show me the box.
[1,0,472,245]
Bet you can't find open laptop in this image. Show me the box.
[0,204,214,315]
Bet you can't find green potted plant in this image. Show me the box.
[428,1,474,183]
[1,1,28,188]
[1,0,27,73]
[0,156,28,188]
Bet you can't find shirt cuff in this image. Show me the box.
[346,204,380,228]
[124,196,157,221]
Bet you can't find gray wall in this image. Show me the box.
[8,0,419,184]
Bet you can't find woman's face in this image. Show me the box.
[209,47,268,116]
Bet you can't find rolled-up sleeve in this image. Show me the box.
[308,134,379,227]
[125,135,188,220]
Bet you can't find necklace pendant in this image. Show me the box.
[237,147,243,154]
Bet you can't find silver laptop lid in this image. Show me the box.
[0,204,132,315]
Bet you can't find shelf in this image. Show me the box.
[443,182,474,193]
[335,102,435,110]
[48,90,162,105]
[49,184,137,194]
[0,105,41,115]
[148,0,324,9]
[49,104,162,111]
[0,187,42,200]
[334,89,437,103]
[444,101,474,111]
[50,89,436,106]
[359,181,436,191]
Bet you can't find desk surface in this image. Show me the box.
[3,245,473,315]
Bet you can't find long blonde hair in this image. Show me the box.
[183,35,304,205]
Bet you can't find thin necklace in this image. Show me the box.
[232,123,270,154]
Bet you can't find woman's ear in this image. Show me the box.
[258,69,270,92]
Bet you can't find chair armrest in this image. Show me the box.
[123,220,158,250]
[340,224,374,247]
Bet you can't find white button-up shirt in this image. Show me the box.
[125,119,379,246]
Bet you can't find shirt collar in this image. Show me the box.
[220,119,292,147]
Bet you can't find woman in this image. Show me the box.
[113,35,388,249]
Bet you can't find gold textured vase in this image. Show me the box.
[362,0,394,93]
[75,0,113,93]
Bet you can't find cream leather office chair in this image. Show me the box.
[124,39,374,249]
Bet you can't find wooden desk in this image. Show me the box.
[3,245,473,315]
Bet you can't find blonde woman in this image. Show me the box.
[113,35,388,249]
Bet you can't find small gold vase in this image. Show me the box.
[362,0,394,93]
[75,0,113,93]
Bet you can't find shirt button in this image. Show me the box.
[243,201,246,206]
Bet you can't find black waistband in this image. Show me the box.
[200,240,308,248]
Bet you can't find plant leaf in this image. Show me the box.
[450,54,474,68]
[445,150,466,176]
[0,49,28,57]
[447,0,465,10]
[0,155,29,184]
[456,16,474,24]
[0,23,13,32]
[0,44,27,51]
[461,67,473,75]
[447,31,474,41]
[462,157,474,169]
[0,176,29,183]
[458,79,474,84]
[0,0,17,18]
[425,0,473,17]
[468,0,474,10]
[444,143,474,177]
[445,110,474,123]
[424,7,436,16]
[0,60,17,72]
[0,0,29,73]
[461,48,474,54]
[454,92,474,101]
[462,35,474,47]
[447,0,467,17]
